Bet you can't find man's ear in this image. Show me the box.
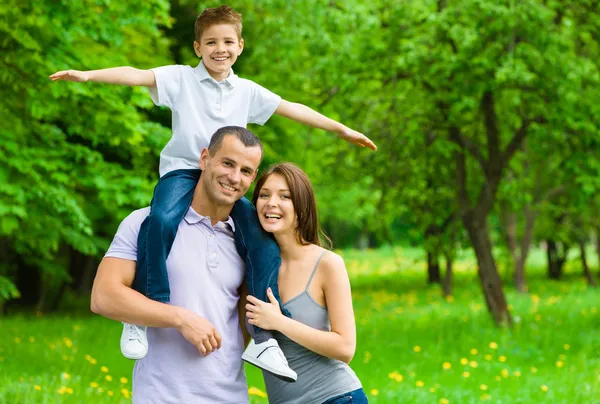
[199,148,210,170]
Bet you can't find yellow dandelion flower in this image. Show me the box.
[120,377,128,384]
[14,337,21,344]
[541,385,548,392]
[442,362,452,370]
[121,388,131,399]
[531,294,540,304]
[556,361,564,368]
[63,338,73,348]
[489,342,498,349]
[563,344,570,350]
[460,358,468,365]
[514,371,521,377]
[416,380,424,387]
[498,356,507,362]
[89,358,97,365]
[29,336,35,343]
[484,354,492,361]
[34,385,42,391]
[470,348,478,355]
[440,399,449,404]
[370,389,379,396]
[363,351,372,364]
[501,369,509,378]
[248,387,267,398]
[462,371,470,378]
[445,295,455,303]
[62,372,70,380]
[413,346,422,353]
[57,386,67,395]
[105,375,113,382]
[480,384,488,391]
[101,366,109,373]
[531,367,538,373]
[480,393,491,400]
[66,387,73,395]
[469,361,478,368]
[108,390,114,397]
[90,382,99,388]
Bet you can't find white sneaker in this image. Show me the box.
[120,323,148,360]
[242,338,297,382]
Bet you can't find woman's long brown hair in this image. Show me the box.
[252,162,332,249]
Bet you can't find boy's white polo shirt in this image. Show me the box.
[149,61,281,177]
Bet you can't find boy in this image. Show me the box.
[50,5,375,382]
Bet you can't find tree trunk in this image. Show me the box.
[427,251,441,284]
[463,212,512,326]
[442,252,453,297]
[547,239,567,280]
[579,241,597,287]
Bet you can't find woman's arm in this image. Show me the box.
[246,253,357,363]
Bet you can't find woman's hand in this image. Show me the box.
[245,288,284,331]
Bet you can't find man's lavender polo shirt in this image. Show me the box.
[105,207,249,404]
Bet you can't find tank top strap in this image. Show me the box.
[305,250,328,291]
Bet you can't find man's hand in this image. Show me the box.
[176,309,222,356]
[49,70,89,82]
[245,288,285,331]
[337,127,377,151]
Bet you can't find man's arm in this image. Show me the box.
[49,67,156,87]
[91,256,222,355]
[274,99,377,151]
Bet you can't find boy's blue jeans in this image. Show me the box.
[133,169,289,335]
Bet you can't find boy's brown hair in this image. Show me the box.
[194,5,243,41]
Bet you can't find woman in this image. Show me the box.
[245,162,367,404]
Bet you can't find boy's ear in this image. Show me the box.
[238,38,244,56]
[193,41,202,58]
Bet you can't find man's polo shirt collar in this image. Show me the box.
[194,61,238,88]
[184,206,236,232]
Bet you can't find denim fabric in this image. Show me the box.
[133,168,288,331]
[231,197,291,331]
[322,388,369,404]
[134,169,200,302]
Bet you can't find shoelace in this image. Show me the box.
[125,324,144,342]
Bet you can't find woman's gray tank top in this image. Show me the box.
[263,251,362,404]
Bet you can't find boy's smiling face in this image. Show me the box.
[194,24,244,82]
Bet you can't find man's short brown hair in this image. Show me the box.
[194,5,242,41]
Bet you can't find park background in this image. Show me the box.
[1,0,599,403]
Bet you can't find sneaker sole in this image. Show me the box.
[122,350,148,360]
[241,353,297,383]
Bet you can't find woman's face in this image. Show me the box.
[256,173,297,235]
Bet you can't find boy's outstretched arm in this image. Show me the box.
[49,67,156,87]
[275,99,377,151]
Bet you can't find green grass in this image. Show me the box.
[1,247,599,403]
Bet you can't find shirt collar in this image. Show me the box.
[195,61,238,88]
[184,206,236,232]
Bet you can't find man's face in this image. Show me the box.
[199,135,261,208]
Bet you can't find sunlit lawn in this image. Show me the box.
[1,247,599,403]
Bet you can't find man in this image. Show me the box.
[91,126,267,403]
